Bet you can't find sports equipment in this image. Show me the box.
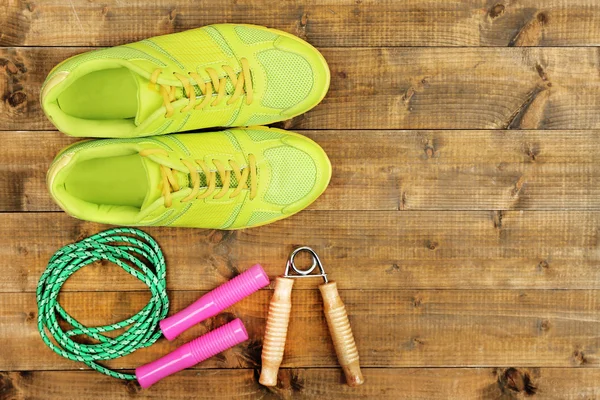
[37,228,169,380]
[38,228,264,385]
[136,318,248,388]
[47,126,331,229]
[160,264,269,340]
[260,247,363,387]
[41,24,330,138]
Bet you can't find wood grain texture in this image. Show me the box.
[259,277,294,387]
[319,282,364,387]
[2,290,599,370]
[3,211,600,292]
[3,130,600,213]
[2,1,600,397]
[3,47,600,130]
[3,0,600,47]
[1,368,600,399]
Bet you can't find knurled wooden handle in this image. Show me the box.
[319,281,364,387]
[259,277,294,387]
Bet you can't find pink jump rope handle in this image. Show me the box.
[160,264,270,340]
[136,318,248,388]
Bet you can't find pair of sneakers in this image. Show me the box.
[43,24,331,229]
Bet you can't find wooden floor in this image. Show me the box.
[2,1,600,398]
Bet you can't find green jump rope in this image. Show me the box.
[36,227,169,380]
[36,227,265,387]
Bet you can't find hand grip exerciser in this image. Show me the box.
[259,247,363,387]
[136,318,248,388]
[160,264,270,340]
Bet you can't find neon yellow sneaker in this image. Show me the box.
[47,126,331,229]
[40,24,329,138]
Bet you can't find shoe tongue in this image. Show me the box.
[133,71,240,126]
[140,155,190,210]
[134,73,167,126]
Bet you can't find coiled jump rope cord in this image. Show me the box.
[36,227,169,380]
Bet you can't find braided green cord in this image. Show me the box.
[36,227,169,380]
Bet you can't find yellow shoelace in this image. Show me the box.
[140,149,257,208]
[149,58,254,118]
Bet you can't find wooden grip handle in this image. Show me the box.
[319,282,364,387]
[259,277,294,386]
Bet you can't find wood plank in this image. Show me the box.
[3,47,600,130]
[3,211,600,292]
[2,290,599,370]
[2,368,599,399]
[3,0,600,47]
[1,132,75,212]
[3,130,600,213]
